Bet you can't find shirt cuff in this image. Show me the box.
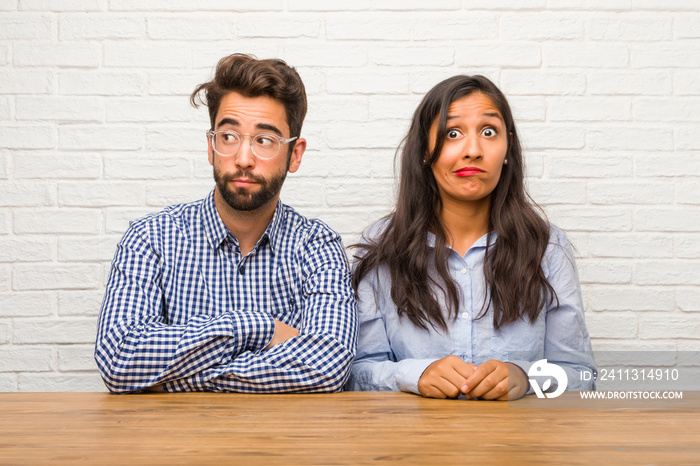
[395,359,437,395]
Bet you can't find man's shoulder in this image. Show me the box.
[128,197,204,235]
[280,203,341,240]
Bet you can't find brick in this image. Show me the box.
[284,43,367,68]
[14,209,101,234]
[104,207,159,234]
[589,285,674,312]
[13,264,101,291]
[675,234,700,259]
[548,97,631,122]
[367,95,421,121]
[412,13,498,40]
[327,70,411,95]
[546,206,632,232]
[0,265,10,291]
[0,45,7,66]
[585,312,638,338]
[58,345,97,371]
[326,15,412,40]
[461,0,546,8]
[0,0,15,10]
[523,153,544,179]
[0,153,7,179]
[677,288,700,312]
[146,126,202,151]
[0,322,9,344]
[13,42,100,68]
[676,181,700,205]
[325,121,406,150]
[105,97,190,122]
[411,69,500,95]
[501,70,586,95]
[639,315,700,339]
[455,42,541,68]
[0,70,53,94]
[146,182,212,207]
[675,13,700,38]
[0,126,57,150]
[306,96,369,123]
[147,14,235,40]
[0,291,55,317]
[0,237,55,262]
[289,0,370,11]
[104,41,191,68]
[587,127,673,151]
[104,153,192,180]
[16,96,103,122]
[501,13,584,40]
[635,153,700,177]
[673,70,700,95]
[528,179,586,205]
[59,125,143,151]
[18,372,107,392]
[191,42,282,70]
[633,0,700,10]
[588,71,672,95]
[631,43,700,68]
[588,14,673,40]
[370,45,454,66]
[298,150,373,179]
[547,0,631,9]
[636,208,700,232]
[543,42,629,68]
[58,182,145,207]
[588,180,674,205]
[0,95,11,120]
[59,70,145,96]
[111,0,282,10]
[0,210,8,235]
[677,127,700,150]
[634,261,699,286]
[14,152,102,179]
[633,98,700,122]
[19,0,107,10]
[0,13,56,39]
[326,179,394,207]
[58,290,104,316]
[58,236,120,262]
[519,124,585,150]
[279,177,326,208]
[373,0,460,9]
[59,13,143,39]
[506,96,546,122]
[238,16,321,38]
[577,259,632,284]
[0,181,55,207]
[0,348,54,372]
[148,72,209,96]
[590,233,673,258]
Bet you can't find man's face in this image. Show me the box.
[208,92,305,212]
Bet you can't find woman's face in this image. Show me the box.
[428,92,508,208]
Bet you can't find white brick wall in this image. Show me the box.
[1,2,698,392]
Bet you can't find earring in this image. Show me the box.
[504,159,508,165]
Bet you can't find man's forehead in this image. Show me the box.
[215,92,288,133]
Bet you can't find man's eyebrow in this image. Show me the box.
[215,118,283,136]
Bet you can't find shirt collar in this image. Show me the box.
[426,230,496,250]
[201,189,286,255]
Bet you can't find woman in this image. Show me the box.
[345,75,595,400]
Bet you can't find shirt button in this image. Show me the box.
[461,312,469,319]
[239,265,245,275]
[460,268,467,274]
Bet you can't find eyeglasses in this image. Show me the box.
[206,129,297,160]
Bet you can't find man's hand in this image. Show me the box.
[417,355,478,399]
[263,319,299,350]
[461,360,529,401]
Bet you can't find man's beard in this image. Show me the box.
[214,166,287,212]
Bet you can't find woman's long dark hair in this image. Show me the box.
[352,75,557,332]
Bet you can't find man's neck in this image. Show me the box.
[213,189,279,256]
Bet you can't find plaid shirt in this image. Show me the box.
[95,190,357,393]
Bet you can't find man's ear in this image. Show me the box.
[287,138,306,174]
[207,136,215,166]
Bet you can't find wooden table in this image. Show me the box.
[1,391,698,464]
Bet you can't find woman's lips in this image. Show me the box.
[454,167,484,177]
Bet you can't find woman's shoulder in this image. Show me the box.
[543,222,576,265]
[358,215,394,245]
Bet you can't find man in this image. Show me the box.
[95,54,357,393]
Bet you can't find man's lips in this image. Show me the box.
[454,167,484,177]
[230,177,258,187]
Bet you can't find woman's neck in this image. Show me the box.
[439,197,490,256]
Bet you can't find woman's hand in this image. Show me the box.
[417,356,478,399]
[461,359,529,400]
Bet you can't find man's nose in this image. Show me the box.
[235,137,256,169]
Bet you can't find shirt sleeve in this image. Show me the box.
[94,224,275,393]
[344,268,435,395]
[168,224,358,393]
[512,228,597,392]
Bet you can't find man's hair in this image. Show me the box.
[190,53,307,139]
